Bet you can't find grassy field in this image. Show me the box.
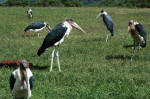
[0,7,150,99]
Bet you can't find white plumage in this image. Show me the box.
[27,8,33,19]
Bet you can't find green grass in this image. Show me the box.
[0,7,150,99]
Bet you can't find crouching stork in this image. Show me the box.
[37,18,86,72]
[24,21,51,37]
[96,9,114,42]
[27,8,33,19]
[9,60,34,99]
[126,20,147,58]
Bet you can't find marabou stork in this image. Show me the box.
[27,8,33,19]
[24,21,51,37]
[96,9,114,42]
[126,20,147,56]
[37,18,86,72]
[9,60,34,99]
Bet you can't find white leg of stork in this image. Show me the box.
[50,48,55,72]
[56,47,61,72]
[138,44,141,52]
[38,33,40,38]
[131,41,136,61]
[106,32,109,42]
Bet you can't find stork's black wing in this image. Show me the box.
[103,14,114,36]
[9,73,16,91]
[24,21,45,32]
[37,23,67,56]
[30,11,33,15]
[135,24,147,41]
[135,23,147,48]
[29,76,34,90]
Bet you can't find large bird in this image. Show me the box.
[37,18,86,72]
[10,60,34,99]
[96,9,114,42]
[126,20,147,56]
[27,8,33,19]
[24,21,51,37]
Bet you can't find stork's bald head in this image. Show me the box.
[129,20,134,26]
[96,9,107,19]
[101,9,104,13]
[65,18,74,24]
[20,60,28,70]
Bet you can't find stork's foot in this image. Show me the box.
[138,46,141,52]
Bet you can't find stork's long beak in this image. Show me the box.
[72,22,86,33]
[96,13,101,19]
[46,25,51,31]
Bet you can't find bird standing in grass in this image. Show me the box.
[9,60,34,99]
[96,9,114,42]
[27,8,33,19]
[126,20,147,57]
[37,18,86,72]
[24,21,51,37]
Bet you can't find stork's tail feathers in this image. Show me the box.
[37,47,45,56]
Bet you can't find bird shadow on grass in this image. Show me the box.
[123,44,139,49]
[0,64,49,70]
[81,37,104,42]
[105,55,132,60]
[21,34,37,38]
[105,54,141,61]
[30,65,49,70]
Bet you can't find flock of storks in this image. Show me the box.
[8,8,147,99]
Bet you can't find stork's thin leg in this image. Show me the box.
[106,32,109,42]
[25,31,30,37]
[131,41,136,61]
[56,48,61,72]
[50,48,55,72]
[38,33,40,37]
[138,44,141,52]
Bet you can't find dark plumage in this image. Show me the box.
[102,14,114,36]
[135,24,147,47]
[37,23,67,56]
[10,74,15,91]
[96,10,114,42]
[29,76,34,90]
[126,20,147,60]
[37,18,86,72]
[9,60,34,99]
[24,21,45,32]
[9,73,34,91]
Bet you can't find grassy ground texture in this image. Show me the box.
[0,7,150,99]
